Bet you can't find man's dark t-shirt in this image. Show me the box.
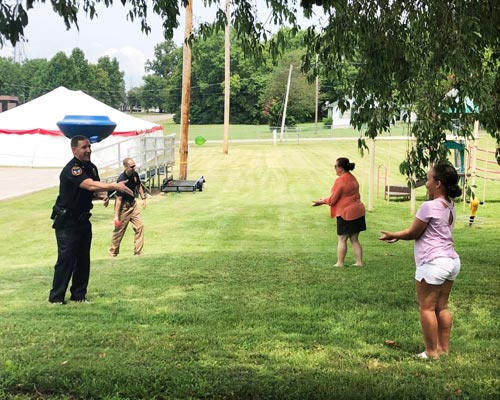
[116,171,141,202]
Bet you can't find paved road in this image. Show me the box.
[0,168,60,201]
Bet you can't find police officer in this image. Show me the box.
[109,157,147,257]
[49,135,133,304]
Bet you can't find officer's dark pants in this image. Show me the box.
[49,220,92,303]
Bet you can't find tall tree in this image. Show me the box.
[227,32,272,124]
[145,40,181,79]
[301,0,500,180]
[68,48,90,90]
[263,48,316,126]
[144,40,183,113]
[0,57,22,96]
[95,56,126,108]
[127,86,143,111]
[45,51,79,91]
[141,74,168,112]
[20,58,49,101]
[0,49,127,108]
[146,32,274,124]
[86,63,111,102]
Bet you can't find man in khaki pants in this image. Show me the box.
[109,158,146,257]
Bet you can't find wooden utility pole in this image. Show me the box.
[470,120,480,188]
[179,0,193,180]
[223,0,230,154]
[280,64,293,142]
[315,54,319,134]
[368,139,375,212]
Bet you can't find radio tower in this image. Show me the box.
[13,41,26,63]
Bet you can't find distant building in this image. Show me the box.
[326,99,353,127]
[0,96,19,113]
[399,106,418,123]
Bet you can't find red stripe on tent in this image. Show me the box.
[0,129,63,136]
[0,125,163,136]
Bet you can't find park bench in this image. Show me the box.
[384,185,411,200]
[384,179,425,200]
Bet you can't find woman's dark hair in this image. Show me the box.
[337,157,355,172]
[433,162,462,199]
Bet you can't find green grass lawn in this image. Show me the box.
[161,120,410,141]
[0,138,499,399]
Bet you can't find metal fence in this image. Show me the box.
[96,133,176,190]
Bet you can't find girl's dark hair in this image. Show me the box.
[337,157,355,172]
[433,162,462,199]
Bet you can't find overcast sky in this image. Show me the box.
[0,1,322,90]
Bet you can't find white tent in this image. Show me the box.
[0,87,164,167]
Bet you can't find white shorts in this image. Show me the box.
[415,257,461,285]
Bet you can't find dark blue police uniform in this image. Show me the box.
[116,170,141,203]
[49,157,100,303]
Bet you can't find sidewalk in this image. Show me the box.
[0,167,60,201]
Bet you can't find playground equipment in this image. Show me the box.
[469,198,479,225]
[377,164,426,201]
[445,139,466,174]
[467,143,500,204]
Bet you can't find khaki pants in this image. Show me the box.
[109,202,144,256]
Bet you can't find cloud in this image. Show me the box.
[103,45,149,89]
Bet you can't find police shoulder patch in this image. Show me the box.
[71,166,83,176]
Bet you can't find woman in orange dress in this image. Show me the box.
[313,157,366,267]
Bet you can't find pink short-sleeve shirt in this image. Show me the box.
[414,198,459,266]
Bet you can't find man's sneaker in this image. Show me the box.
[50,300,67,305]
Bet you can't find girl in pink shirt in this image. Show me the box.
[380,162,462,359]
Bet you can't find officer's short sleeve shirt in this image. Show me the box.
[57,158,100,212]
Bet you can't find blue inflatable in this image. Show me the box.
[57,115,117,143]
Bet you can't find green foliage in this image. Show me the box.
[302,0,499,181]
[263,97,283,127]
[141,74,168,112]
[143,39,182,113]
[95,56,126,109]
[126,86,142,111]
[479,48,500,141]
[155,31,274,124]
[19,58,49,101]
[44,51,79,91]
[357,137,370,157]
[0,48,126,108]
[263,49,316,126]
[323,117,332,126]
[0,56,22,97]
[144,29,316,126]
[144,39,180,79]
